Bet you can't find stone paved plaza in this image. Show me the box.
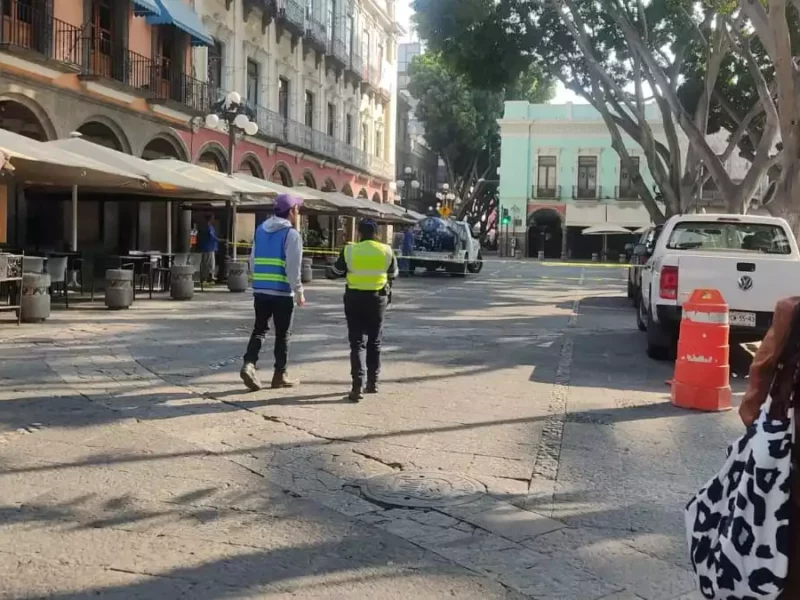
[0,261,750,599]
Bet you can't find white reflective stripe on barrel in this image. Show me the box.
[683,310,729,324]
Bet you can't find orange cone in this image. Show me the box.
[670,289,732,412]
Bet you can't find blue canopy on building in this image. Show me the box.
[131,0,161,17]
[147,0,214,47]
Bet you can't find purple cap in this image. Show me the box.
[274,193,303,215]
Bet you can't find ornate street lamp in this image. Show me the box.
[396,166,420,212]
[435,183,458,217]
[204,91,259,262]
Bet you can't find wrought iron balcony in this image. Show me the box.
[0,4,82,70]
[615,185,638,200]
[277,0,305,35]
[304,12,326,52]
[348,51,364,81]
[250,102,391,179]
[532,185,561,199]
[573,185,599,200]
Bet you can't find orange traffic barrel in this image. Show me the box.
[670,288,732,412]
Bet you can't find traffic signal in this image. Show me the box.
[501,208,510,226]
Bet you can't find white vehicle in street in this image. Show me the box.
[636,213,800,359]
[411,216,483,276]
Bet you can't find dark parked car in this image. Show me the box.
[627,225,662,305]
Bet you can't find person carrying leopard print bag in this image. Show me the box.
[685,297,800,599]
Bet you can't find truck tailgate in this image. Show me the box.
[675,254,800,313]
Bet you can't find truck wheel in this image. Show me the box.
[636,294,647,332]
[646,309,674,361]
[467,251,484,274]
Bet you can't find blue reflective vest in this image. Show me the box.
[252,227,291,294]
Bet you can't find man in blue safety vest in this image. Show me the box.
[330,219,399,402]
[240,194,306,392]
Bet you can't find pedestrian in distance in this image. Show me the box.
[240,194,306,392]
[197,214,219,284]
[401,226,415,276]
[330,219,399,402]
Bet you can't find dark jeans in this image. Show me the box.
[344,292,388,387]
[243,294,295,372]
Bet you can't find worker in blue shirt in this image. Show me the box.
[240,194,305,392]
[401,226,415,275]
[197,214,219,284]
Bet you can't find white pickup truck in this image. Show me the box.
[636,213,800,359]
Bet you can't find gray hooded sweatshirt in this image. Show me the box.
[250,216,304,298]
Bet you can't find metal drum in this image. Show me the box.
[227,260,249,293]
[105,269,133,309]
[21,272,51,322]
[170,265,195,300]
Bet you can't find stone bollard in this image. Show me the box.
[619,255,627,264]
[170,265,194,300]
[227,260,249,293]
[537,251,545,260]
[301,258,313,284]
[22,256,44,274]
[592,253,599,262]
[105,269,134,309]
[21,272,51,322]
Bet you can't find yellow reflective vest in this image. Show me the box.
[344,240,394,291]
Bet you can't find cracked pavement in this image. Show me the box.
[0,261,750,599]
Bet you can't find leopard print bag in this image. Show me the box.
[685,310,800,599]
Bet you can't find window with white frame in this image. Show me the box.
[576,156,598,199]
[537,156,557,198]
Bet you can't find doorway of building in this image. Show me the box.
[527,208,563,258]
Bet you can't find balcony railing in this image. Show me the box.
[0,4,83,69]
[305,16,326,49]
[277,0,305,30]
[573,185,600,200]
[251,103,391,179]
[533,185,561,199]
[348,51,363,79]
[615,185,638,200]
[82,37,159,92]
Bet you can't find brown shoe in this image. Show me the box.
[240,363,261,392]
[271,370,298,389]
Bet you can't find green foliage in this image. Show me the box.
[407,52,501,170]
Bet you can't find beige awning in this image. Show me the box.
[46,138,233,200]
[0,129,148,189]
[149,159,279,198]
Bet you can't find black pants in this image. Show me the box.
[344,292,388,387]
[243,294,295,372]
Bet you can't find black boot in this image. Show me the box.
[365,380,379,394]
[349,383,363,402]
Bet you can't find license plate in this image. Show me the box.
[730,311,756,327]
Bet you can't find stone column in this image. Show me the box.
[179,209,192,252]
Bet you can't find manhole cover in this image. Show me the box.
[360,471,486,508]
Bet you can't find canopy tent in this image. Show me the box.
[149,159,282,260]
[581,225,635,236]
[581,224,636,259]
[46,138,233,199]
[314,190,383,217]
[0,129,147,190]
[45,137,239,254]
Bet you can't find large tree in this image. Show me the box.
[412,0,784,223]
[406,52,553,239]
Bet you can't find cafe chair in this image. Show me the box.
[46,256,69,308]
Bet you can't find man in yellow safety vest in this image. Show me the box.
[330,219,399,402]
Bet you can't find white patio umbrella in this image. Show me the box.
[581,225,636,258]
